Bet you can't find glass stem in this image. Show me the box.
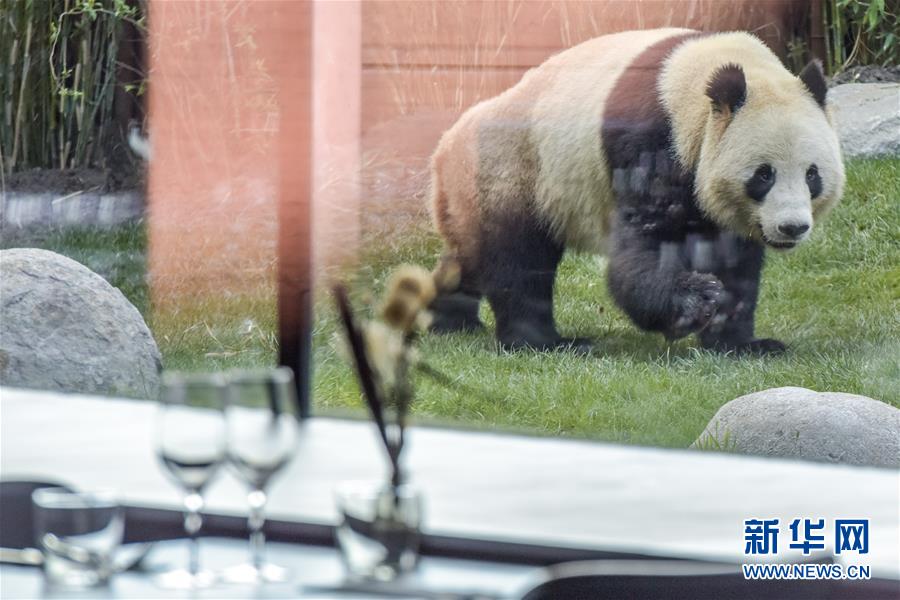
[248,488,267,570]
[183,492,204,576]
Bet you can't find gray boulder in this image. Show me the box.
[693,387,900,468]
[830,83,900,158]
[0,248,161,398]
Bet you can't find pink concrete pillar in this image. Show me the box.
[312,0,362,277]
[147,1,363,308]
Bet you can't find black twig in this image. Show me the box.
[332,285,399,476]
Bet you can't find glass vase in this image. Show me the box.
[335,481,422,582]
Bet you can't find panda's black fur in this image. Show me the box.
[427,29,841,355]
[600,33,776,354]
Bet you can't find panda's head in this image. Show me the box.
[695,60,845,250]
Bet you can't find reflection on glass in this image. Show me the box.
[223,367,300,584]
[335,481,422,582]
[1,0,890,467]
[32,488,124,588]
[155,372,227,589]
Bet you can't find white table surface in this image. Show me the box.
[2,387,898,579]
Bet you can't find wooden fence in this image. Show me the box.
[147,0,807,303]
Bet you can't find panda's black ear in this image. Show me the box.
[799,59,828,109]
[706,63,746,116]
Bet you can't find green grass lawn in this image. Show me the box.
[315,157,900,446]
[5,157,898,448]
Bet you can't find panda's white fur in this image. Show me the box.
[660,33,844,244]
[530,28,693,252]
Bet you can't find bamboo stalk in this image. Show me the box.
[832,0,845,72]
[10,20,32,173]
[6,37,19,131]
[73,61,83,132]
[0,133,6,190]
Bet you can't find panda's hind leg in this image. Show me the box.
[479,213,587,352]
[429,254,484,334]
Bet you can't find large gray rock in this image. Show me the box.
[693,387,900,468]
[830,83,900,158]
[0,248,160,398]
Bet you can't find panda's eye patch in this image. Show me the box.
[756,164,774,182]
[745,164,776,202]
[806,164,822,199]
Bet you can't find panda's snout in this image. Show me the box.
[776,222,810,239]
[759,191,813,249]
[760,216,812,250]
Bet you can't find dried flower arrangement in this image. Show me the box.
[333,263,459,488]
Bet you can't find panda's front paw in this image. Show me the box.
[666,272,724,340]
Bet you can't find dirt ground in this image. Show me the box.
[2,166,144,194]
[831,65,900,86]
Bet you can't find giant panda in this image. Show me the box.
[427,28,845,354]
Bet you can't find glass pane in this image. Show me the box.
[1,1,896,464]
[308,1,899,457]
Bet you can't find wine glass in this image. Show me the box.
[222,367,300,584]
[155,372,227,589]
